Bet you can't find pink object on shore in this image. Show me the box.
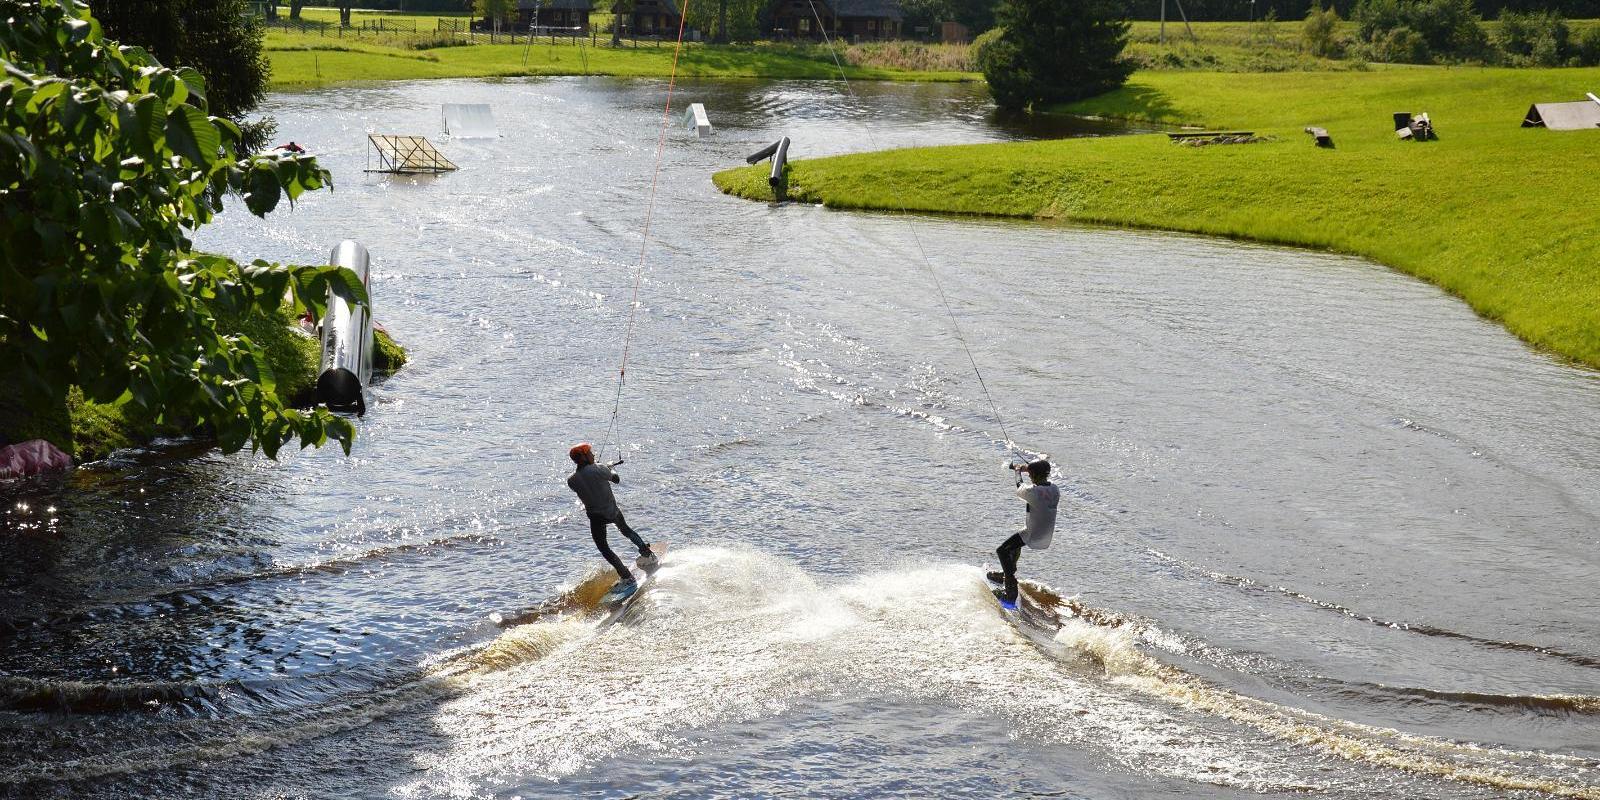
[0,440,73,480]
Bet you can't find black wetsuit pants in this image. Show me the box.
[996,533,1026,601]
[589,512,649,584]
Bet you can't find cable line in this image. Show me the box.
[602,5,694,463]
[801,0,1017,455]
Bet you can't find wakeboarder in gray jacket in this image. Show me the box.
[567,443,656,588]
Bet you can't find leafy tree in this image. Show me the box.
[1576,24,1600,66]
[898,0,952,34]
[1351,0,1490,62]
[979,0,1133,112]
[475,0,515,27]
[949,0,999,34]
[684,0,763,42]
[90,0,275,152]
[1495,10,1569,65]
[1,0,366,457]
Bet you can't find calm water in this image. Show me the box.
[3,77,1598,799]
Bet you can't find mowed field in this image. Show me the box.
[264,6,976,85]
[714,67,1600,370]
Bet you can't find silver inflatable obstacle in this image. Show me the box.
[316,240,374,414]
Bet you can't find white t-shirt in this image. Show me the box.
[1016,483,1060,550]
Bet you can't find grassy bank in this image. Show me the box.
[714,66,1600,370]
[266,33,976,89]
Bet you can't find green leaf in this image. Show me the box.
[245,163,280,216]
[165,105,221,167]
[174,67,207,110]
[324,266,370,310]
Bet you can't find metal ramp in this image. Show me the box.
[365,134,458,174]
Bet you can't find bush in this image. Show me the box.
[1351,0,1489,63]
[1496,11,1569,66]
[981,0,1134,111]
[1303,0,1345,58]
[1372,24,1431,61]
[971,25,1004,63]
[1577,25,1600,66]
[1,0,365,458]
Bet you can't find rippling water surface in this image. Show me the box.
[3,78,1599,799]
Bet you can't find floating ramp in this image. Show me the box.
[442,103,498,138]
[365,134,457,174]
[683,102,712,137]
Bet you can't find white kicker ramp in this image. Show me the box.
[442,103,498,138]
[684,103,713,137]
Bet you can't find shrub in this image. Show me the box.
[1303,0,1345,58]
[1496,11,1569,67]
[1577,25,1600,66]
[1374,25,1430,62]
[1351,0,1488,63]
[981,0,1134,111]
[971,25,1004,63]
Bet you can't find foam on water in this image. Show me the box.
[388,547,1600,799]
[399,548,1365,796]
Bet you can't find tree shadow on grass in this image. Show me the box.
[1071,84,1183,125]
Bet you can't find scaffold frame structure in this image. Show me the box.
[365,134,458,174]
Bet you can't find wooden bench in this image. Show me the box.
[1166,130,1254,140]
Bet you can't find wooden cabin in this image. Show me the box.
[610,0,682,36]
[768,0,903,41]
[516,0,595,32]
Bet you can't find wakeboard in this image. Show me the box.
[489,542,668,628]
[984,568,1065,632]
[597,542,668,628]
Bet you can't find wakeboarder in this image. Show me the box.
[990,460,1060,610]
[567,443,657,596]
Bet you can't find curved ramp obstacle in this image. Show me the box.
[317,240,375,413]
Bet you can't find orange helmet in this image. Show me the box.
[569,442,594,463]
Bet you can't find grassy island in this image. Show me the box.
[713,67,1600,370]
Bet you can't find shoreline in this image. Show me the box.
[712,67,1600,372]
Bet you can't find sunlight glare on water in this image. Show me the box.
[1,77,1597,799]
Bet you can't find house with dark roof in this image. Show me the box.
[768,0,903,41]
[609,0,683,37]
[516,0,595,32]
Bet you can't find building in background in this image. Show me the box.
[767,0,904,42]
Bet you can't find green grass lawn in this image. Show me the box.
[266,31,977,88]
[714,67,1600,370]
[286,5,472,31]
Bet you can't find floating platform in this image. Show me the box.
[365,134,458,174]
